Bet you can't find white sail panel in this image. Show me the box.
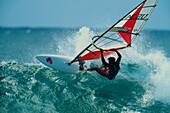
[133,0,158,35]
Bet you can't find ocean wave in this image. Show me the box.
[1,27,170,112]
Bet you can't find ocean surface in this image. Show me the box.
[1,27,170,113]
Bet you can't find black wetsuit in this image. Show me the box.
[98,50,122,80]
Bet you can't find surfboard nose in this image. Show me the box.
[36,55,46,64]
[36,55,42,61]
[36,54,54,65]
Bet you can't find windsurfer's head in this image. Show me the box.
[108,57,115,63]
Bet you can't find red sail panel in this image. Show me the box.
[78,46,126,61]
[118,2,145,45]
[78,51,113,61]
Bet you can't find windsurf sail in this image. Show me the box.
[68,0,158,65]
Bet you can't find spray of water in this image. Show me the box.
[125,43,170,104]
[57,27,95,57]
[146,51,170,103]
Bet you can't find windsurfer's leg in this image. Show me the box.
[79,65,84,71]
[95,68,106,77]
[79,61,85,71]
[87,67,106,76]
[87,67,97,71]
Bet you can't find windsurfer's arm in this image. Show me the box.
[100,49,109,67]
[115,50,122,64]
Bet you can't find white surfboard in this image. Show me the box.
[36,54,90,73]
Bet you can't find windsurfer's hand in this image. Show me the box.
[100,49,103,52]
[127,44,131,47]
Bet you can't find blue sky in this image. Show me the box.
[0,0,169,30]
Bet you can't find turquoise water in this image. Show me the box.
[1,27,170,113]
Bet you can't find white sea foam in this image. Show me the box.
[57,27,95,57]
[126,43,170,104]
[128,47,170,104]
[146,51,170,103]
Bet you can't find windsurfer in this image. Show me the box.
[88,49,122,80]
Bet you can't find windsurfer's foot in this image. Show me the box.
[90,63,99,68]
[87,67,97,71]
